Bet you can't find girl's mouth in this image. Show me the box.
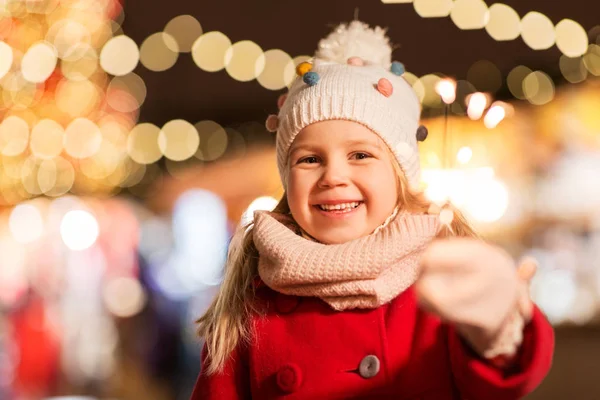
[315,201,363,214]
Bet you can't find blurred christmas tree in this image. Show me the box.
[0,0,149,206]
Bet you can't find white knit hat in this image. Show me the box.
[267,21,427,191]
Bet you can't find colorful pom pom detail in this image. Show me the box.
[303,71,320,86]
[416,125,428,142]
[391,61,405,76]
[265,114,279,133]
[296,62,312,77]
[277,93,288,109]
[376,78,393,97]
[347,56,365,66]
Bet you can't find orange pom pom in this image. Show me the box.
[295,62,312,77]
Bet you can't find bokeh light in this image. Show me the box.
[466,92,488,120]
[9,203,44,243]
[0,40,13,79]
[21,41,58,83]
[64,118,102,158]
[559,55,587,83]
[30,119,64,159]
[240,196,279,226]
[106,72,147,113]
[55,78,99,117]
[520,12,556,50]
[100,35,140,76]
[583,44,600,76]
[523,71,555,105]
[225,40,265,82]
[60,209,99,251]
[158,119,199,161]
[456,146,473,164]
[103,277,147,318]
[485,3,520,41]
[0,116,29,156]
[164,14,202,53]
[257,49,293,91]
[467,60,502,94]
[413,0,453,17]
[191,31,231,72]
[194,120,228,161]
[483,104,506,128]
[139,32,179,72]
[507,65,532,100]
[450,0,488,30]
[464,178,509,223]
[126,123,162,164]
[555,19,588,58]
[60,45,99,81]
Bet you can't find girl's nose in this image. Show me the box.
[317,162,350,189]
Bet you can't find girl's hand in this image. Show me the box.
[415,239,534,358]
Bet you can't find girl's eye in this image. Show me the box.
[352,152,371,160]
[299,156,319,164]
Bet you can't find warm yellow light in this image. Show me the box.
[483,105,505,128]
[521,12,555,50]
[191,31,231,72]
[0,41,13,80]
[435,78,456,104]
[64,117,102,158]
[559,55,587,83]
[30,119,64,159]
[523,71,555,105]
[0,116,29,156]
[466,92,488,120]
[506,65,532,100]
[257,49,293,91]
[194,120,228,161]
[60,45,98,81]
[413,0,453,17]
[555,19,588,58]
[456,146,473,164]
[127,123,162,164]
[164,14,202,53]
[42,156,74,197]
[485,4,520,41]
[225,40,265,82]
[139,32,179,72]
[106,73,147,113]
[158,119,199,161]
[583,44,600,76]
[21,41,58,83]
[55,78,99,117]
[450,0,488,30]
[100,35,140,76]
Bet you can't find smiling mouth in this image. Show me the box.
[315,201,363,213]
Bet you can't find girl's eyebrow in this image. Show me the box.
[290,138,382,155]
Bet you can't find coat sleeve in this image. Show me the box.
[190,342,252,400]
[447,305,554,400]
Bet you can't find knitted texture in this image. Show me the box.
[253,210,440,311]
[275,22,422,190]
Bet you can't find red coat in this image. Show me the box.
[192,283,554,399]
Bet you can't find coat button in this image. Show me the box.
[275,293,300,314]
[276,363,303,393]
[358,355,380,379]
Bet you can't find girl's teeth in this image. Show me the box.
[318,202,360,211]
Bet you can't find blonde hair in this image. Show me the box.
[197,158,478,375]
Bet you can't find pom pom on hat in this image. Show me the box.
[391,61,405,76]
[266,114,279,132]
[416,125,428,142]
[303,71,320,86]
[315,21,392,68]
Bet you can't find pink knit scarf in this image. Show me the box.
[253,211,441,311]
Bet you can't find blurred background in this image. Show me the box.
[0,0,599,399]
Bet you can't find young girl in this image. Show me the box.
[191,21,554,399]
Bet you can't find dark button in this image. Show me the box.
[275,293,300,314]
[276,363,302,393]
[358,355,380,379]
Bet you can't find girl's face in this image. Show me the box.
[287,120,399,244]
